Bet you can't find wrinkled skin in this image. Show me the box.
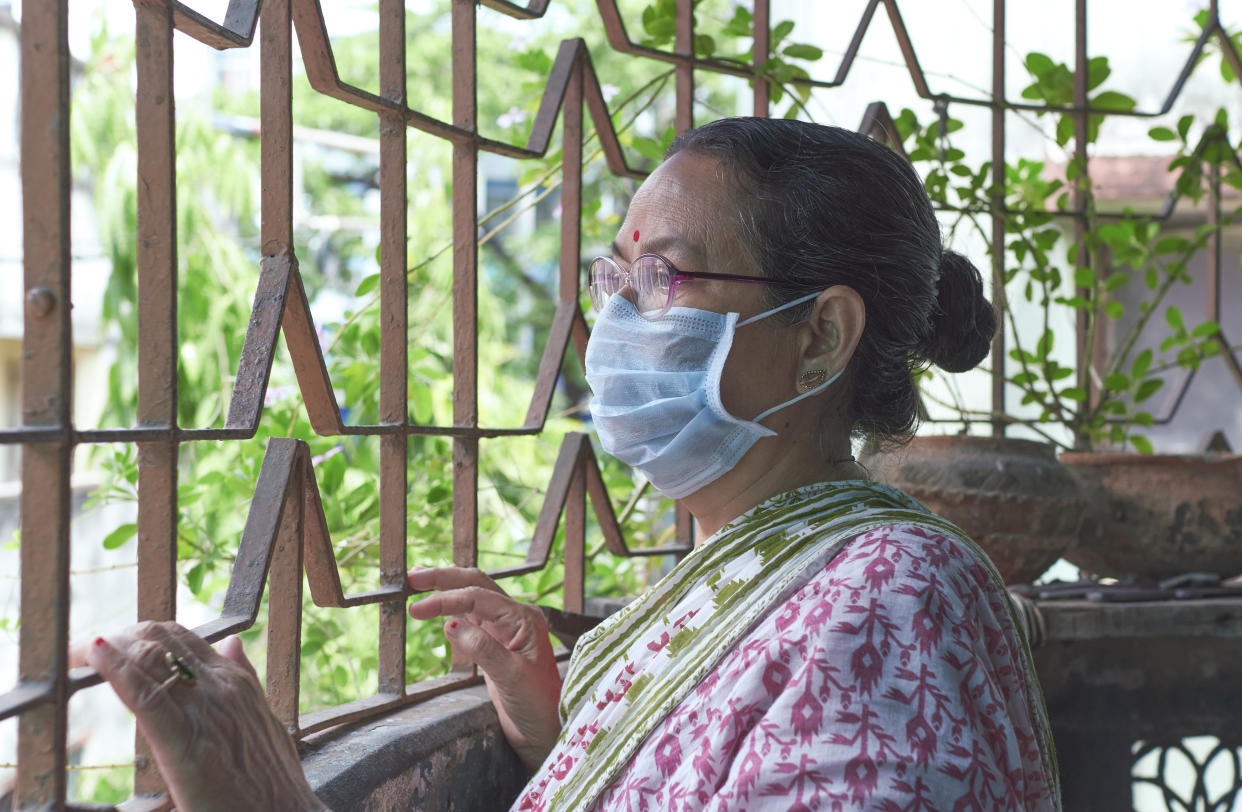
[405,565,563,771]
[69,622,327,812]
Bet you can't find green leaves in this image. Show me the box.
[1091,90,1136,112]
[1020,52,1136,146]
[1191,320,1221,339]
[640,0,677,44]
[1021,52,1073,106]
[782,43,822,61]
[1103,372,1129,391]
[1134,378,1164,404]
[630,124,677,164]
[722,6,753,38]
[102,523,136,551]
[983,38,1240,452]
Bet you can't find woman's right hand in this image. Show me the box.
[406,566,562,771]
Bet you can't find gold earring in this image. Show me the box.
[797,368,828,393]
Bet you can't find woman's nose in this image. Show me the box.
[617,281,641,307]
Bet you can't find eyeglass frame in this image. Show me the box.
[588,252,804,318]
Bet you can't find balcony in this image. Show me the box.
[2,1,1241,809]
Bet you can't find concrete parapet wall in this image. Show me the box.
[302,684,529,811]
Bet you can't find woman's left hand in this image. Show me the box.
[69,621,327,812]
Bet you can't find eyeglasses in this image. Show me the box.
[588,253,794,319]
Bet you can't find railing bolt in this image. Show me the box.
[25,287,56,318]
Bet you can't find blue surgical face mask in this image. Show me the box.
[584,292,843,499]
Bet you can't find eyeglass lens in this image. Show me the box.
[589,255,672,315]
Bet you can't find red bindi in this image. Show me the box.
[632,230,640,242]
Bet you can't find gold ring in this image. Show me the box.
[159,650,197,689]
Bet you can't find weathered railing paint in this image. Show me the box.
[6,0,1242,808]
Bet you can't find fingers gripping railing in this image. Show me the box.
[2,432,682,729]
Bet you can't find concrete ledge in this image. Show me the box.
[301,684,529,811]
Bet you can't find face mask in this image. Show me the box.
[584,292,843,499]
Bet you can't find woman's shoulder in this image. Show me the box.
[804,520,1006,612]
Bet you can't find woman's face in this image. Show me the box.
[610,151,803,421]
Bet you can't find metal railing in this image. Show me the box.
[4,0,1241,808]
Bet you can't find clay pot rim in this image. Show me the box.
[1060,451,1242,468]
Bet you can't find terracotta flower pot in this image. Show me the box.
[860,436,1085,584]
[1060,453,1242,579]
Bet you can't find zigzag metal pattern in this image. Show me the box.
[48,432,682,737]
[8,0,1235,448]
[595,0,1242,119]
[208,37,643,441]
[15,4,898,741]
[171,0,1242,133]
[121,0,1242,442]
[7,0,1242,802]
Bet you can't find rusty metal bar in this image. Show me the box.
[674,0,693,132]
[15,0,72,805]
[990,0,1006,436]
[261,0,294,256]
[1206,145,1242,391]
[859,102,907,157]
[298,672,482,738]
[133,0,179,795]
[560,60,584,302]
[253,3,301,739]
[266,458,305,733]
[1073,0,1091,407]
[451,0,480,574]
[752,0,769,117]
[225,256,294,431]
[563,466,586,616]
[881,0,930,99]
[172,0,260,48]
[479,0,551,20]
[490,434,691,581]
[377,0,409,696]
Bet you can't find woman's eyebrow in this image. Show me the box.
[610,235,706,265]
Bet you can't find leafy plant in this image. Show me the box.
[636,0,825,118]
[894,46,1235,453]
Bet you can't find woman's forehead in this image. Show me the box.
[617,152,737,265]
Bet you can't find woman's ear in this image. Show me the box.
[800,285,865,379]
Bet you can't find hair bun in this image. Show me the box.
[928,250,996,372]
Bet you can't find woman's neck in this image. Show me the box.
[681,433,861,540]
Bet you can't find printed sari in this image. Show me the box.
[512,480,1060,811]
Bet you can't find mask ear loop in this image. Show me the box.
[738,289,839,423]
[753,366,845,423]
[736,290,821,327]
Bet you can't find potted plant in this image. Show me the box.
[866,45,1241,581]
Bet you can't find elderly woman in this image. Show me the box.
[79,118,1059,810]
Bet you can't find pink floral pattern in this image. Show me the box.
[512,524,1056,811]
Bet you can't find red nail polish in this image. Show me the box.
[93,637,106,647]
